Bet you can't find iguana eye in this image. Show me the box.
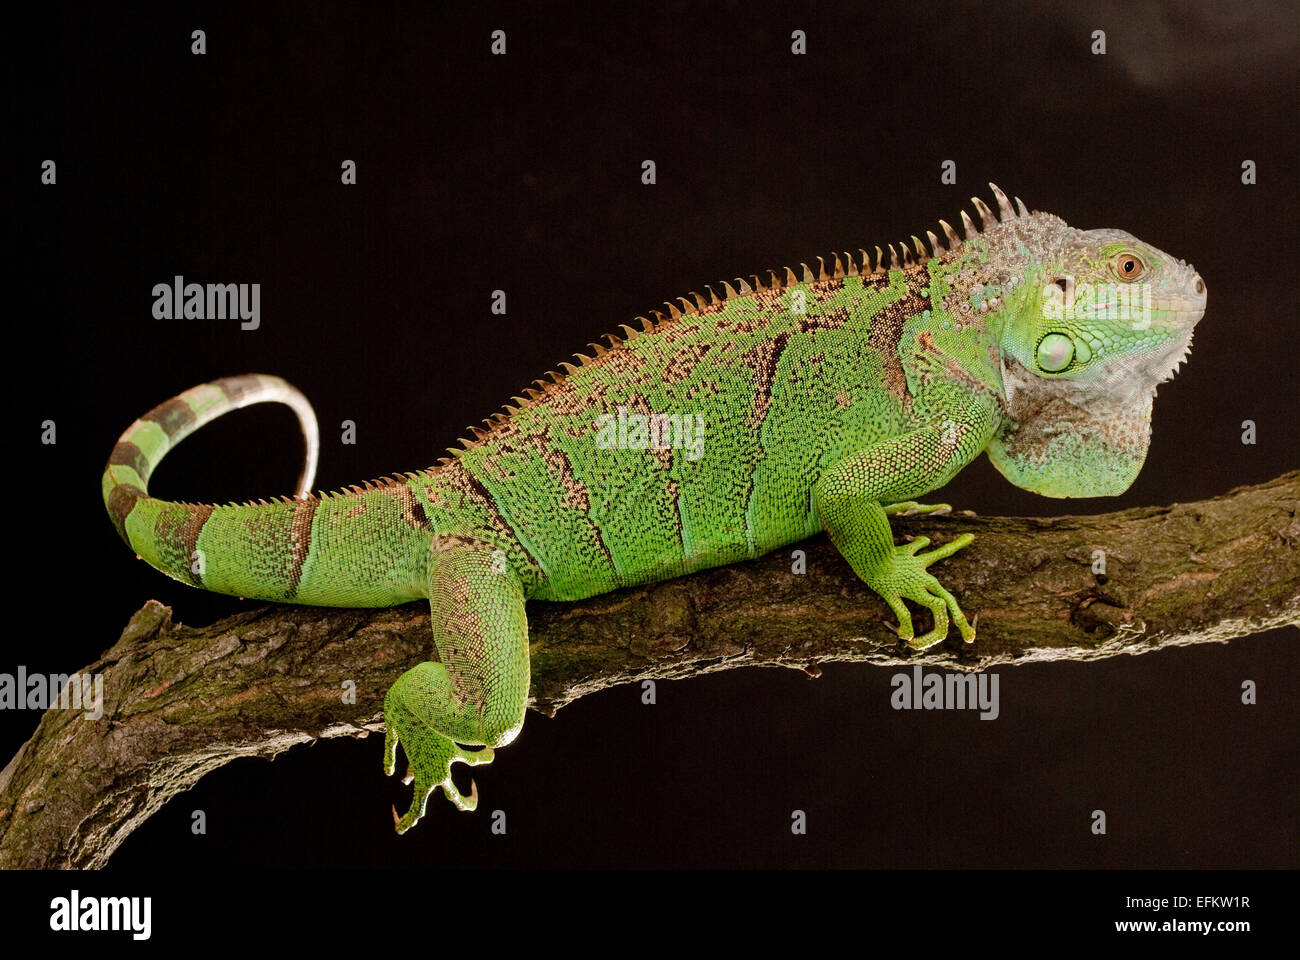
[1037,333,1074,372]
[1114,253,1145,281]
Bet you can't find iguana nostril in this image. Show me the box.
[1194,275,1205,295]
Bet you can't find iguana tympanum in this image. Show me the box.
[102,185,1205,832]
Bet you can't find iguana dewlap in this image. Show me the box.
[102,185,1205,831]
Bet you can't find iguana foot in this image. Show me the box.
[883,500,953,517]
[383,678,495,834]
[866,534,976,651]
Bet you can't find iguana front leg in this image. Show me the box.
[815,402,996,651]
[383,541,529,833]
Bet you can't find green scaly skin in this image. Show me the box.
[102,184,1206,832]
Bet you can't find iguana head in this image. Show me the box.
[964,201,1205,498]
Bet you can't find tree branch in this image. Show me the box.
[2,472,1296,868]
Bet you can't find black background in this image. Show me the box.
[8,0,1297,875]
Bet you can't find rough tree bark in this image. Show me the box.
[1,472,1296,869]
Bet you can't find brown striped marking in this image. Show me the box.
[868,286,927,405]
[106,483,145,544]
[798,306,851,333]
[108,441,153,484]
[380,482,432,532]
[662,343,712,383]
[740,331,791,429]
[286,496,318,598]
[141,395,197,440]
[452,466,544,578]
[156,503,215,586]
[214,376,257,406]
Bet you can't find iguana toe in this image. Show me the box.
[384,684,495,833]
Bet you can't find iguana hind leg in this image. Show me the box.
[383,540,529,833]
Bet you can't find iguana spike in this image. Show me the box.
[689,291,707,311]
[926,230,942,257]
[545,370,565,384]
[815,256,828,280]
[721,281,738,300]
[602,332,621,348]
[784,266,798,285]
[637,315,655,333]
[859,249,871,273]
[888,244,901,269]
[588,341,608,357]
[665,301,682,320]
[800,262,815,282]
[650,310,668,327]
[523,385,544,400]
[832,253,846,279]
[1015,196,1029,217]
[750,273,765,292]
[960,210,979,238]
[901,244,915,267]
[677,296,698,315]
[735,277,753,295]
[705,284,722,305]
[911,235,927,259]
[971,196,996,228]
[843,252,858,277]
[989,183,1014,220]
[619,322,640,340]
[873,246,886,275]
[939,219,961,248]
[767,270,782,289]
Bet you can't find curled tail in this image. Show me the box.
[102,374,431,607]
[102,374,321,597]
[104,375,319,531]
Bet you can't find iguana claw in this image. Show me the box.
[383,681,495,833]
[866,533,976,651]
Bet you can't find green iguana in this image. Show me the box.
[102,185,1205,832]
